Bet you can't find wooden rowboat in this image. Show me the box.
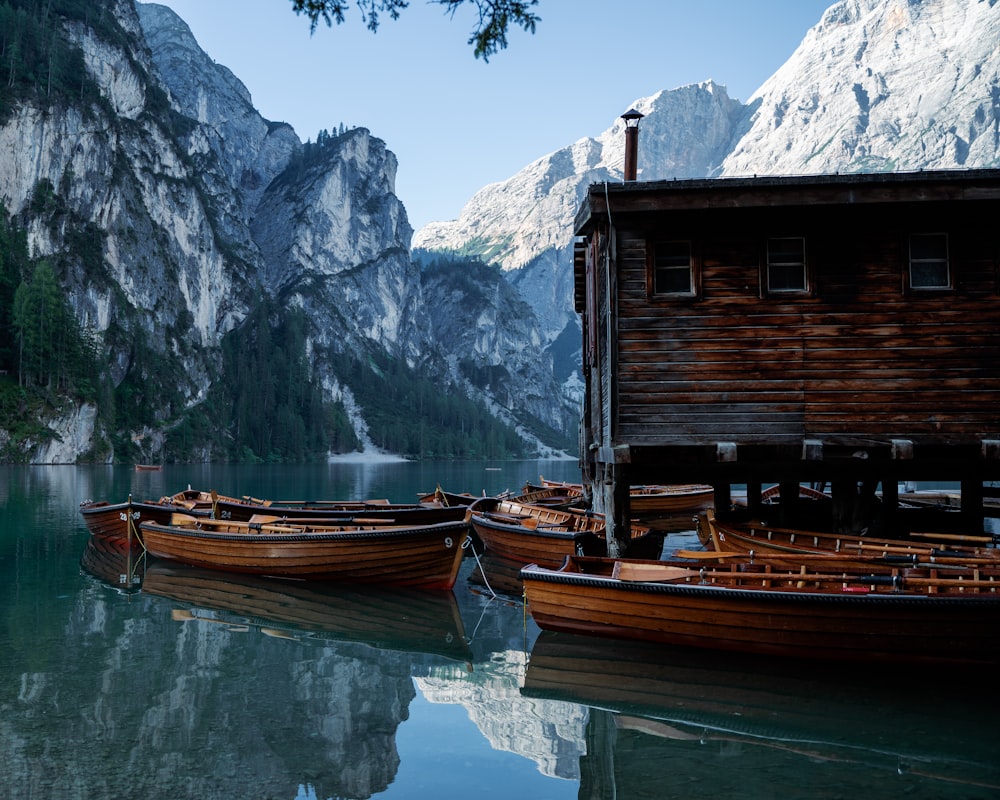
[466,496,655,568]
[416,487,481,508]
[521,555,1000,664]
[701,509,1000,566]
[142,562,473,663]
[79,487,216,540]
[627,484,714,514]
[537,477,713,514]
[139,516,469,589]
[512,485,584,511]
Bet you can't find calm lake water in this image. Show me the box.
[1,461,998,800]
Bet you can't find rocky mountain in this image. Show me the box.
[414,0,1000,350]
[0,0,573,463]
[722,0,1000,175]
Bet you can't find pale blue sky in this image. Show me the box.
[150,0,833,230]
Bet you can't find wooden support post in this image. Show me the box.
[604,462,632,557]
[961,477,984,534]
[830,479,854,534]
[714,483,732,514]
[880,475,899,536]
[778,481,799,527]
[746,481,762,514]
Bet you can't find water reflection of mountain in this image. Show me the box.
[14,538,480,799]
[40,584,417,798]
[412,558,587,782]
[523,632,1000,799]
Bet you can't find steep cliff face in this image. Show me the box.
[721,0,1000,175]
[418,257,576,452]
[1,1,254,441]
[252,130,428,360]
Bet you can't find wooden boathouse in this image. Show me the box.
[572,165,1000,551]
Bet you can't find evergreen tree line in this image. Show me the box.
[0,205,97,392]
[204,298,359,463]
[273,124,354,188]
[0,204,100,458]
[329,349,526,460]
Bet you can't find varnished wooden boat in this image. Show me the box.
[79,487,216,540]
[701,509,1000,567]
[521,555,1000,664]
[212,493,468,525]
[416,487,481,508]
[466,496,655,568]
[139,515,469,589]
[142,562,473,662]
[628,484,714,514]
[513,485,584,511]
[538,476,713,514]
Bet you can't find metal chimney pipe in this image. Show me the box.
[621,108,643,182]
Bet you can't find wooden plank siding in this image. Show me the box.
[573,171,1000,457]
[613,224,1000,447]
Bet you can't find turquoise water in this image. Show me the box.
[1,462,997,799]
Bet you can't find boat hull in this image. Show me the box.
[705,510,1000,565]
[79,498,204,540]
[521,558,1000,664]
[468,497,619,568]
[628,484,714,514]
[140,519,469,590]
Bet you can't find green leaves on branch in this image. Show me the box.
[288,0,540,60]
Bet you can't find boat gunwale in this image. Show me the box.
[140,519,470,544]
[519,563,1000,607]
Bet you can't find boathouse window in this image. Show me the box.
[765,237,807,293]
[908,233,950,289]
[651,240,695,296]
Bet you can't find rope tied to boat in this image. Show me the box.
[464,536,498,600]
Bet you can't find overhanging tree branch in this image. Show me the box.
[287,0,540,60]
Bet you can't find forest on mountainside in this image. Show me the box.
[0,201,534,462]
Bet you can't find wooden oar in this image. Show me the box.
[740,522,994,555]
[908,531,997,544]
[673,554,1000,590]
[673,549,994,568]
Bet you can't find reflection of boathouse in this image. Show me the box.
[572,147,1000,545]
